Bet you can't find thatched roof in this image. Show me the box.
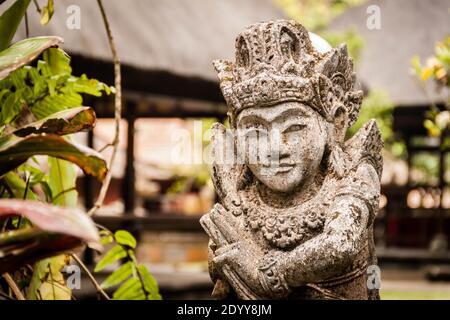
[329,0,450,106]
[10,0,448,106]
[14,0,285,83]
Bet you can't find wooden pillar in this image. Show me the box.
[436,132,446,235]
[123,101,136,215]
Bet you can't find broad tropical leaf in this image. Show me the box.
[0,46,111,126]
[48,157,77,207]
[30,154,78,300]
[27,255,71,300]
[3,171,38,200]
[12,106,96,137]
[0,228,82,274]
[0,134,107,180]
[0,36,63,80]
[0,0,31,51]
[0,199,102,274]
[0,199,100,244]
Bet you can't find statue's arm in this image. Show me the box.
[265,162,379,291]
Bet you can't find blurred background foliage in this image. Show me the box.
[411,36,450,138]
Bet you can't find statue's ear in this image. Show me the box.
[332,105,348,144]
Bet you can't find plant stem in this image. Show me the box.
[32,0,41,13]
[16,173,31,228]
[88,0,122,217]
[71,254,110,300]
[0,290,13,300]
[2,273,25,300]
[52,187,77,203]
[24,11,29,38]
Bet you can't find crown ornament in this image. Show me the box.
[213,20,363,128]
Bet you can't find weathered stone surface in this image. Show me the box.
[200,20,382,300]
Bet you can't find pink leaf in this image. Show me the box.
[0,199,101,249]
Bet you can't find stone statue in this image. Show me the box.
[200,20,382,300]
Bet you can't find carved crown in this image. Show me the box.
[213,20,363,128]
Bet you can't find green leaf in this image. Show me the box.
[100,261,133,289]
[43,47,71,76]
[35,180,53,202]
[114,230,137,249]
[0,87,25,126]
[49,157,77,208]
[18,163,45,185]
[27,255,71,300]
[31,91,83,119]
[72,74,112,96]
[112,277,142,300]
[0,134,108,181]
[3,171,38,200]
[100,232,113,245]
[137,264,161,300]
[94,245,127,272]
[0,36,63,80]
[0,0,31,51]
[39,0,54,25]
[13,107,96,137]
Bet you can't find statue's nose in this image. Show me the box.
[267,129,289,164]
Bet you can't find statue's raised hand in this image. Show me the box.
[209,122,242,216]
[201,203,267,299]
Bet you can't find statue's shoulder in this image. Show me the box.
[344,119,383,180]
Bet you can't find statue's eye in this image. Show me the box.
[283,124,305,134]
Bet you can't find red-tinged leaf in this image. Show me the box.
[0,228,84,274]
[12,106,96,137]
[0,134,107,181]
[0,199,100,247]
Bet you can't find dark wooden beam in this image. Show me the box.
[94,214,204,233]
[70,54,225,104]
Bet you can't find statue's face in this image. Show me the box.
[236,102,327,193]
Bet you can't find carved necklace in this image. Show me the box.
[241,179,332,249]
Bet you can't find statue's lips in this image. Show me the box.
[267,163,295,174]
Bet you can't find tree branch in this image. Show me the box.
[88,0,122,217]
[2,273,25,300]
[71,254,110,300]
